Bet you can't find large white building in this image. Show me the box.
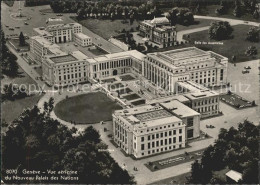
[113,104,186,158]
[143,47,228,92]
[74,32,92,47]
[29,36,65,63]
[42,50,145,86]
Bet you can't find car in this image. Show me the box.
[41,13,46,15]
[5,25,9,27]
[24,22,29,25]
[242,70,249,74]
[9,28,14,31]
[15,26,20,29]
[74,43,78,47]
[56,14,63,16]
[244,66,251,69]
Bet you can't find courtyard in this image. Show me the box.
[54,92,122,124]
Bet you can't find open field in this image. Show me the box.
[74,18,139,40]
[183,24,260,62]
[1,94,44,124]
[54,92,122,124]
[175,18,213,31]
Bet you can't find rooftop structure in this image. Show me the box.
[226,170,242,183]
[161,100,200,118]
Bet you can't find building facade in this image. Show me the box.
[74,32,92,47]
[29,36,65,64]
[139,17,177,48]
[176,81,220,118]
[113,104,186,158]
[42,50,145,87]
[143,47,228,92]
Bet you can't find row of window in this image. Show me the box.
[141,129,183,142]
[140,136,183,150]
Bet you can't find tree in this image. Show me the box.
[245,46,257,56]
[246,27,260,42]
[189,120,259,184]
[2,105,135,184]
[208,21,233,40]
[253,9,259,19]
[19,32,26,46]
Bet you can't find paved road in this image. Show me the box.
[176,15,260,42]
[1,1,123,54]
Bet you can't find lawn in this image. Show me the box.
[1,94,43,124]
[183,24,260,62]
[9,39,30,51]
[101,78,117,83]
[75,18,139,40]
[120,74,136,81]
[145,148,205,172]
[131,99,146,106]
[116,88,132,95]
[54,92,122,124]
[123,93,141,101]
[89,48,108,56]
[175,18,213,31]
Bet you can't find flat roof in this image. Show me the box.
[161,100,200,118]
[226,170,242,182]
[87,50,145,64]
[148,94,189,104]
[177,81,209,92]
[134,109,172,122]
[50,54,77,63]
[145,116,181,127]
[33,27,53,37]
[74,32,90,39]
[162,47,208,60]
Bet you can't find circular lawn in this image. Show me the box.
[54,92,122,124]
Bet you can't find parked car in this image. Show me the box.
[242,70,249,74]
[5,25,9,27]
[15,26,20,29]
[244,66,251,69]
[24,22,29,25]
[9,28,14,30]
[74,43,78,47]
[56,14,63,16]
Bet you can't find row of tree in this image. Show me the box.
[215,0,259,19]
[1,28,19,77]
[2,99,135,184]
[166,7,194,26]
[189,120,259,184]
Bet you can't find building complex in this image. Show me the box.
[139,17,177,48]
[29,23,229,158]
[30,22,92,63]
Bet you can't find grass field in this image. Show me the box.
[184,24,260,62]
[89,48,108,56]
[75,18,139,40]
[1,94,43,124]
[175,18,213,31]
[54,92,122,124]
[123,93,140,101]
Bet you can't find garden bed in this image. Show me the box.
[220,92,256,109]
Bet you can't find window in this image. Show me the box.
[179,136,182,142]
[187,129,194,138]
[173,130,176,135]
[141,144,145,150]
[187,118,194,127]
[141,137,144,142]
[148,135,150,141]
[173,137,176,143]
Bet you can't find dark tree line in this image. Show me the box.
[166,7,194,26]
[1,28,19,77]
[25,0,51,7]
[1,83,28,102]
[2,100,135,184]
[189,120,259,184]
